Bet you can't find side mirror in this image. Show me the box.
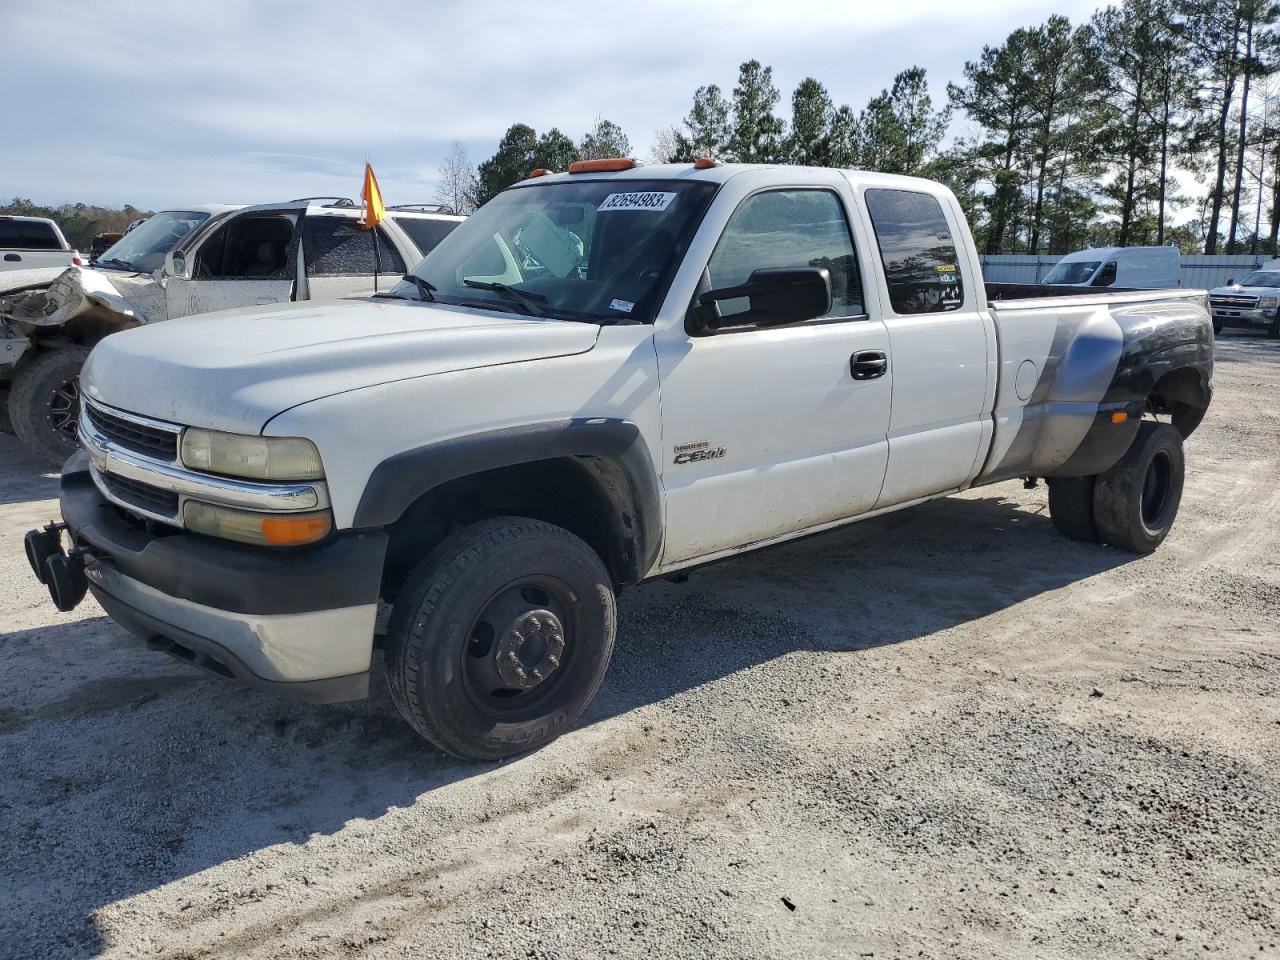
[692,266,832,332]
[165,251,191,280]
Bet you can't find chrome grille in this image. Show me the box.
[85,401,179,461]
[1210,294,1258,310]
[97,471,180,519]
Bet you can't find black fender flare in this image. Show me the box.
[352,418,663,583]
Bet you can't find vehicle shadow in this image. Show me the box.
[0,489,1134,958]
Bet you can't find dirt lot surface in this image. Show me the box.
[1,336,1278,960]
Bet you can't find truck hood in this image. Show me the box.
[1209,284,1280,296]
[81,298,601,434]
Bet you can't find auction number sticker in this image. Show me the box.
[598,192,676,212]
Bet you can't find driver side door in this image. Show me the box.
[655,178,893,566]
[166,209,299,319]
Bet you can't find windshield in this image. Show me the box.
[96,210,211,272]
[1043,260,1102,285]
[1237,271,1280,287]
[394,178,718,323]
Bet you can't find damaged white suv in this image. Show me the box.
[0,200,464,463]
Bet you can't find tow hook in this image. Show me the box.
[25,522,90,612]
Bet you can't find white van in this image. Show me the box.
[1042,246,1181,289]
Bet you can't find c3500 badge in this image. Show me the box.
[673,441,726,465]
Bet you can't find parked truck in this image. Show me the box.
[1,200,464,464]
[26,160,1213,760]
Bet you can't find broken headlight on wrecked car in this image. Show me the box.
[180,428,325,482]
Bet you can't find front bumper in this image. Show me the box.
[53,453,387,702]
[1212,306,1271,326]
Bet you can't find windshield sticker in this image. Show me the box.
[598,192,677,213]
[609,298,635,313]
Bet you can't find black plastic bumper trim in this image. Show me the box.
[60,452,387,616]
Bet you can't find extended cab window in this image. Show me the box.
[194,214,297,279]
[303,217,405,276]
[865,189,964,314]
[707,189,863,320]
[391,216,460,258]
[0,220,63,250]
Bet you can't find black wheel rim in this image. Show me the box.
[1141,450,1173,530]
[47,377,80,438]
[462,576,580,721]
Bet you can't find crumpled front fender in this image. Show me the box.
[0,266,163,330]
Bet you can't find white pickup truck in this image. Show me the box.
[27,160,1214,760]
[1,201,464,464]
[0,215,82,274]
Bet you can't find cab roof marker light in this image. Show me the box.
[693,156,721,169]
[567,158,637,174]
[527,168,552,178]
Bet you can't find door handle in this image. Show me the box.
[3,254,20,262]
[851,350,888,380]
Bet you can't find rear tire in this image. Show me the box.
[1091,420,1185,554]
[9,347,90,466]
[1047,476,1099,542]
[1212,319,1223,335]
[1268,313,1280,339]
[385,516,616,761]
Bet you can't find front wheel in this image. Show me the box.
[9,346,90,466]
[1092,421,1185,554]
[385,516,616,760]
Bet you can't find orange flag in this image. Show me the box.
[361,162,385,229]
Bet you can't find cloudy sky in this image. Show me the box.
[4,0,1104,211]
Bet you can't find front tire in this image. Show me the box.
[1091,421,1185,554]
[9,346,90,466]
[385,516,616,761]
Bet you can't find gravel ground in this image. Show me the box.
[1,336,1278,960]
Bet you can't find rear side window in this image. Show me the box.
[0,220,63,250]
[865,189,964,314]
[303,217,406,276]
[707,189,864,320]
[391,216,460,257]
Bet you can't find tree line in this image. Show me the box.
[453,0,1280,256]
[1,198,151,253]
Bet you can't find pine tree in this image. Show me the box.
[787,78,835,165]
[889,67,950,174]
[475,123,539,206]
[949,31,1038,253]
[684,84,732,158]
[727,60,786,162]
[534,128,580,171]
[579,117,632,160]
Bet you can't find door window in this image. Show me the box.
[1093,261,1118,287]
[194,214,297,279]
[864,189,964,314]
[303,217,406,276]
[706,189,863,322]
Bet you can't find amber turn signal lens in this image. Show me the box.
[1111,411,1129,424]
[527,168,551,178]
[261,513,333,546]
[693,156,721,169]
[568,157,637,173]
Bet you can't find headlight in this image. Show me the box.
[184,501,332,546]
[180,428,324,481]
[1261,296,1278,311]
